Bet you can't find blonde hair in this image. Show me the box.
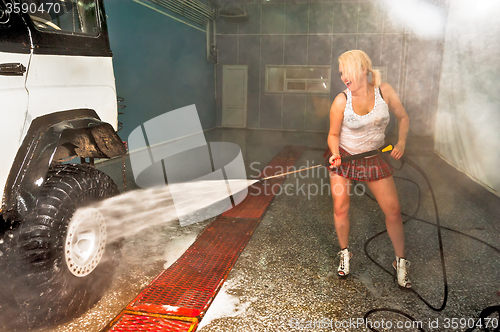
[338,50,381,87]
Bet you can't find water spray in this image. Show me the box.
[258,144,395,181]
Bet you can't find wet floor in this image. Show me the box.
[16,129,500,331]
[197,148,500,331]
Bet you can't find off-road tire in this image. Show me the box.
[3,163,121,329]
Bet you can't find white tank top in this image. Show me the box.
[339,87,390,155]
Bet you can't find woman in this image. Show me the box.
[327,50,411,289]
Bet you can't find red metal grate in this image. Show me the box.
[222,181,277,219]
[223,146,306,219]
[274,145,306,160]
[126,217,260,317]
[103,145,307,331]
[105,313,196,332]
[257,158,298,179]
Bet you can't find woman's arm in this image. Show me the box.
[380,83,410,160]
[328,93,346,168]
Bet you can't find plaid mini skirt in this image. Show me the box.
[323,146,394,182]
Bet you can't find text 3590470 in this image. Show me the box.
[5,1,61,15]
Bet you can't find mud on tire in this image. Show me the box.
[3,164,121,329]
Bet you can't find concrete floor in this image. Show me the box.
[44,129,500,331]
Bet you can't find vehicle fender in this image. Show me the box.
[2,109,126,221]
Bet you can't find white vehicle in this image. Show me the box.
[0,0,126,328]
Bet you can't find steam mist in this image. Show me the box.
[90,179,258,244]
[434,0,500,193]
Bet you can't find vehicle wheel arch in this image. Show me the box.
[2,108,126,222]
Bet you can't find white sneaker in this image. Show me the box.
[337,248,352,278]
[393,256,412,289]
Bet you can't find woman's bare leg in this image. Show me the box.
[329,173,352,250]
[366,176,405,258]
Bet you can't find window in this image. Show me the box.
[28,0,99,36]
[266,65,331,94]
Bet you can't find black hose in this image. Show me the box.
[361,155,499,331]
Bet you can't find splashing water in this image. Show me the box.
[86,179,259,244]
[2,179,259,332]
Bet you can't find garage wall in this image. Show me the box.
[435,0,500,194]
[215,0,448,136]
[104,0,216,141]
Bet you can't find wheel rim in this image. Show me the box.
[64,208,107,277]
